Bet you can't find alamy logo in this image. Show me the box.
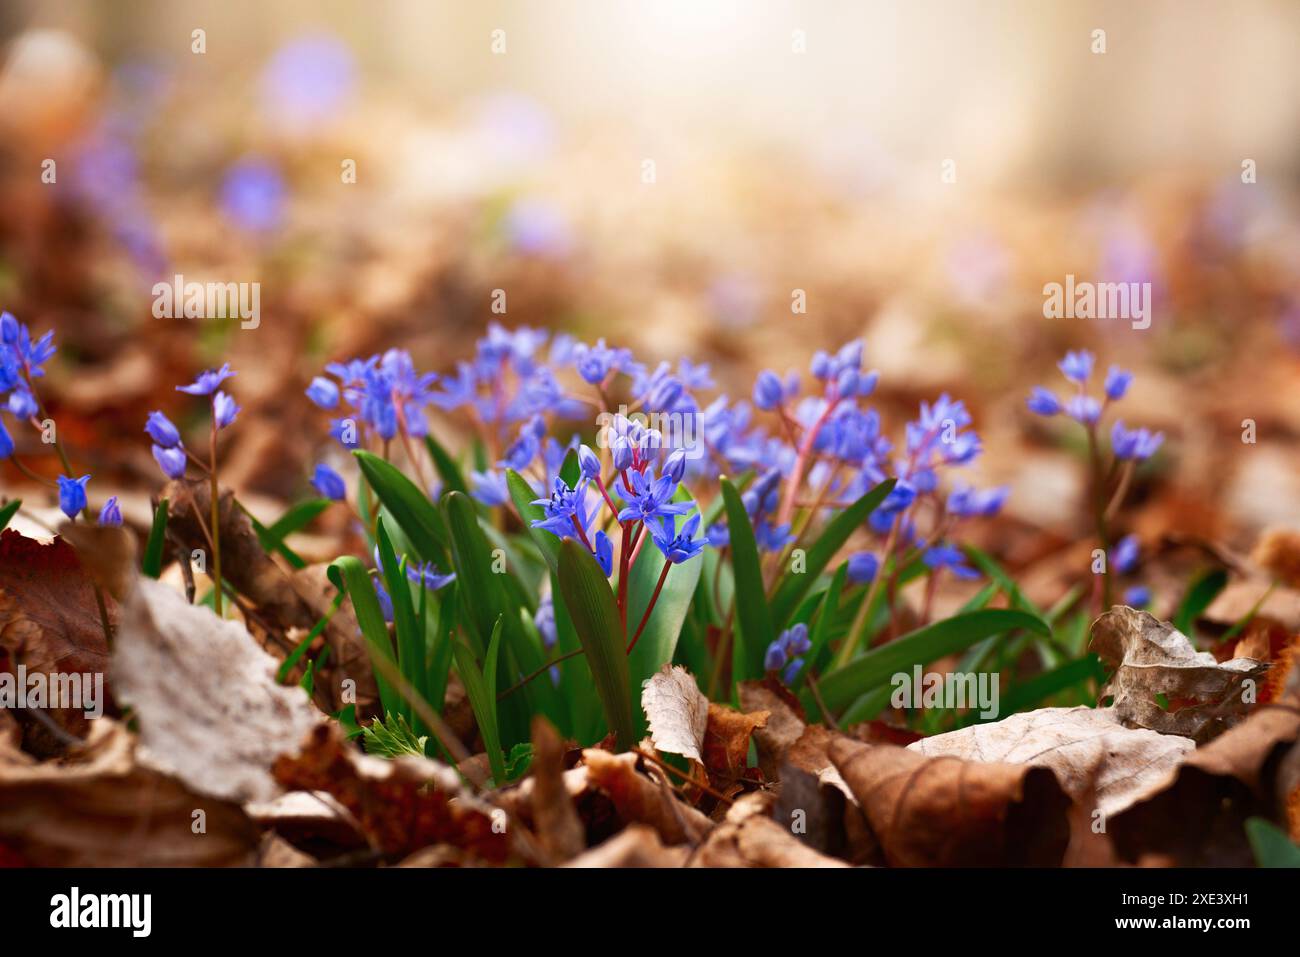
[1042,274,1151,330]
[0,666,103,718]
[50,887,151,937]
[890,665,1000,720]
[152,274,261,329]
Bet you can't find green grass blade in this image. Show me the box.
[327,555,400,718]
[792,562,848,688]
[453,618,506,784]
[769,478,895,630]
[720,477,776,682]
[558,538,634,750]
[1246,817,1300,867]
[424,434,469,495]
[353,450,448,564]
[142,498,169,578]
[376,518,425,723]
[1173,567,1228,638]
[0,499,20,533]
[818,608,1050,714]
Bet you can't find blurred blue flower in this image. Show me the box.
[1112,534,1140,575]
[57,474,90,519]
[311,463,347,501]
[177,363,235,396]
[1111,421,1164,460]
[213,391,240,430]
[98,496,123,527]
[1058,350,1095,383]
[261,34,355,126]
[152,444,187,479]
[220,158,286,233]
[1104,365,1133,401]
[145,411,181,448]
[1026,387,1061,416]
[847,551,878,584]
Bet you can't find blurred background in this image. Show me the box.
[2,0,1300,614]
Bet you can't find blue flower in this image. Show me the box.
[610,436,634,472]
[1111,421,1164,460]
[947,484,1009,518]
[535,597,557,649]
[1064,395,1101,425]
[923,544,979,580]
[1104,365,1133,400]
[98,496,122,526]
[764,623,811,677]
[577,443,601,481]
[649,512,707,564]
[1026,387,1061,416]
[616,466,691,525]
[706,521,730,548]
[374,581,394,623]
[847,551,878,584]
[752,370,785,410]
[1112,534,1140,575]
[152,444,187,479]
[662,448,687,483]
[57,474,90,519]
[177,363,235,396]
[7,387,36,420]
[145,411,181,448]
[531,476,593,539]
[406,559,456,592]
[1123,585,1151,608]
[220,157,285,232]
[213,390,240,429]
[593,529,614,575]
[782,658,805,684]
[306,376,340,409]
[1058,350,1094,383]
[471,469,510,507]
[311,463,347,501]
[0,417,13,460]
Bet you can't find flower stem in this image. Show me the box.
[627,560,672,655]
[209,413,223,617]
[834,519,899,668]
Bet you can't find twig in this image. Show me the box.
[631,746,734,807]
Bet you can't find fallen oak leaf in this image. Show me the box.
[0,720,259,866]
[112,577,324,804]
[563,824,689,868]
[641,664,709,763]
[907,706,1194,818]
[702,702,769,792]
[1090,605,1268,742]
[829,735,1072,866]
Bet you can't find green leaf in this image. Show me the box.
[962,654,1103,727]
[819,609,1051,714]
[0,499,20,533]
[247,499,331,569]
[142,498,169,579]
[720,477,776,683]
[361,712,428,758]
[963,544,1043,616]
[1246,817,1300,867]
[504,742,534,781]
[424,434,469,495]
[328,556,400,718]
[453,617,506,784]
[506,469,560,572]
[557,538,634,750]
[353,450,448,564]
[376,518,425,723]
[769,479,895,630]
[277,592,343,684]
[1173,567,1228,638]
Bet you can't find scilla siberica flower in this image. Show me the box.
[57,474,90,519]
[152,444,187,479]
[311,463,347,501]
[764,623,812,684]
[177,363,235,396]
[615,465,691,525]
[649,512,707,564]
[213,391,240,430]
[98,496,122,526]
[145,411,181,448]
[1027,352,1162,456]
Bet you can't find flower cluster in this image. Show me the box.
[144,363,239,480]
[1026,349,1164,461]
[764,623,811,684]
[0,311,56,460]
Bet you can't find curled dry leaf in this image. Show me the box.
[0,720,259,866]
[641,663,709,763]
[1108,701,1300,866]
[829,735,1072,867]
[0,529,116,744]
[563,824,690,868]
[273,724,510,861]
[690,793,849,868]
[703,702,769,791]
[738,678,806,779]
[1090,605,1268,742]
[581,748,712,845]
[908,706,1194,818]
[112,577,323,804]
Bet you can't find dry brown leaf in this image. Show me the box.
[0,529,116,744]
[1251,526,1300,589]
[1090,605,1268,742]
[0,720,259,866]
[641,664,709,763]
[829,735,1072,866]
[244,790,365,850]
[563,825,689,868]
[908,706,1194,817]
[273,724,510,861]
[703,702,769,790]
[257,833,318,868]
[1108,701,1300,865]
[112,577,323,804]
[581,748,712,845]
[528,716,585,862]
[690,794,849,868]
[738,678,806,779]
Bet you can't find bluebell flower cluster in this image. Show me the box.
[308,349,438,445]
[0,311,57,458]
[1027,349,1164,461]
[1110,533,1150,607]
[764,623,812,684]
